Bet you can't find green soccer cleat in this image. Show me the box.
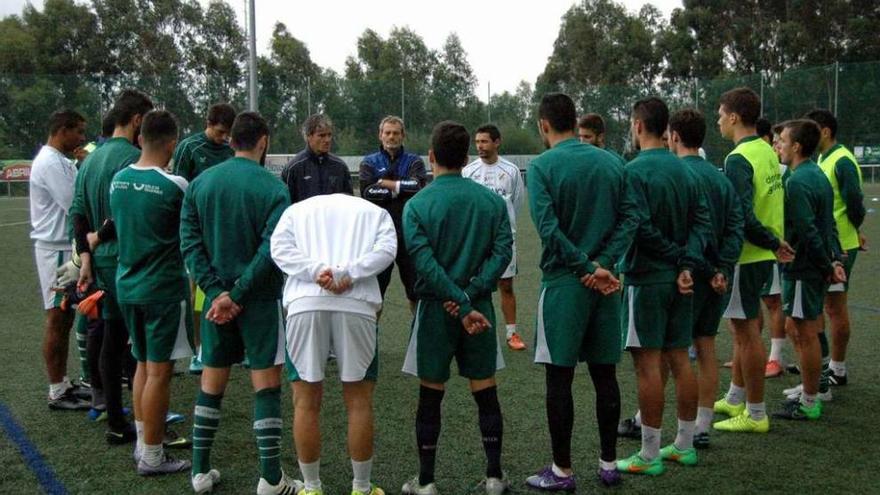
[772,399,822,421]
[351,485,384,495]
[713,398,745,417]
[713,410,770,433]
[659,444,698,466]
[616,452,665,476]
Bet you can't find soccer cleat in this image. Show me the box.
[688,345,697,361]
[713,398,745,417]
[106,423,138,445]
[617,417,641,439]
[477,474,509,495]
[192,469,221,494]
[88,406,132,422]
[70,381,92,400]
[659,444,698,466]
[257,471,304,495]
[401,476,439,495]
[786,363,801,375]
[597,467,622,487]
[713,411,769,433]
[297,489,323,495]
[137,454,191,476]
[506,333,526,351]
[166,411,186,425]
[163,428,192,449]
[827,370,847,386]
[48,389,90,411]
[772,399,822,421]
[524,465,576,491]
[351,485,385,495]
[189,355,204,375]
[616,453,665,476]
[764,360,784,378]
[722,360,733,368]
[693,432,710,449]
[784,384,832,402]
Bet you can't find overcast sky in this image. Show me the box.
[2,0,681,98]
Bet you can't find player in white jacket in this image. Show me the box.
[463,124,526,350]
[270,193,396,495]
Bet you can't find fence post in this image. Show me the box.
[834,61,840,116]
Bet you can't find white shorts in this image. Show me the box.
[501,240,517,279]
[285,311,377,383]
[34,247,71,310]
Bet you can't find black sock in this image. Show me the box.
[473,386,503,479]
[588,363,620,462]
[416,386,444,486]
[545,364,575,469]
[100,318,129,430]
[86,318,104,393]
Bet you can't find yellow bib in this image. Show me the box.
[818,145,863,250]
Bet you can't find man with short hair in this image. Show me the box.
[360,116,428,313]
[30,109,89,411]
[713,87,793,434]
[180,112,300,494]
[281,114,352,203]
[271,192,396,495]
[463,124,526,351]
[110,110,193,475]
[524,93,639,491]
[770,119,846,421]
[578,113,625,164]
[72,89,155,443]
[400,121,513,495]
[806,109,865,387]
[172,102,236,375]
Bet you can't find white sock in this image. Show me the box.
[800,393,817,408]
[829,360,846,376]
[142,443,163,467]
[633,410,642,427]
[351,458,373,493]
[640,425,661,461]
[769,338,786,363]
[299,459,321,490]
[135,420,145,454]
[63,375,72,387]
[506,324,517,339]
[746,402,766,421]
[551,463,570,477]
[695,407,714,435]
[725,383,745,405]
[599,459,616,471]
[674,419,695,450]
[48,382,67,400]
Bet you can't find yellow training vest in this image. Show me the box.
[727,138,784,264]
[818,145,863,250]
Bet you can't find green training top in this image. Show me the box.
[69,137,141,269]
[817,143,864,251]
[725,135,783,264]
[180,156,290,304]
[621,148,712,285]
[172,131,235,182]
[682,155,745,281]
[403,172,512,316]
[782,160,841,281]
[527,138,640,283]
[110,165,189,304]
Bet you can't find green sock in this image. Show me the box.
[254,387,283,485]
[74,314,89,382]
[192,390,223,475]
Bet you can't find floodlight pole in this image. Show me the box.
[247,0,258,111]
[487,81,491,122]
[834,61,840,116]
[401,76,405,122]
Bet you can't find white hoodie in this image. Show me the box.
[270,194,397,317]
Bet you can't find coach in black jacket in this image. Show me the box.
[280,114,353,203]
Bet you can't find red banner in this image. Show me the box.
[2,163,31,182]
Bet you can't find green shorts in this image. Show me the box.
[95,265,122,321]
[692,277,729,338]
[402,298,503,383]
[200,297,285,370]
[759,263,782,297]
[533,279,621,366]
[723,260,774,320]
[783,278,828,320]
[622,283,693,350]
[827,248,858,293]
[121,299,194,362]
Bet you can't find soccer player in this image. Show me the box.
[181,112,299,495]
[806,109,865,387]
[109,110,193,475]
[72,90,154,443]
[29,109,90,410]
[713,87,792,434]
[270,193,397,495]
[616,97,711,476]
[400,121,513,495]
[360,116,427,313]
[171,102,236,375]
[770,119,846,421]
[463,124,527,351]
[280,114,353,203]
[523,93,638,491]
[577,113,626,164]
[668,109,744,447]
